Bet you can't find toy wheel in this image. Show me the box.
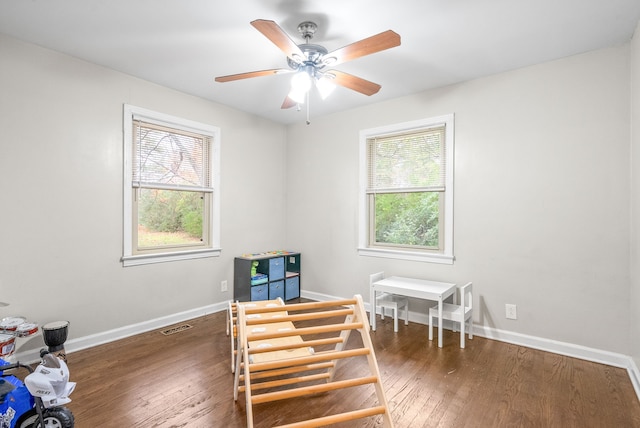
[15,409,38,428]
[16,407,74,428]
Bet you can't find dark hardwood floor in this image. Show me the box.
[56,304,640,427]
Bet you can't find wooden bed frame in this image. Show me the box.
[228,295,394,427]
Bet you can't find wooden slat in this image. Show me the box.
[244,299,356,314]
[275,406,388,428]
[247,320,311,363]
[247,322,363,342]
[245,308,354,325]
[249,336,344,355]
[244,362,335,381]
[248,347,370,372]
[240,372,331,393]
[252,376,379,405]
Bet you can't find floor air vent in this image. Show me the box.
[161,324,193,335]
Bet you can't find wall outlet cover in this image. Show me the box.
[506,304,517,320]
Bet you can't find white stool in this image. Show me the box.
[376,293,409,332]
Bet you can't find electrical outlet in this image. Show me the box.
[505,304,517,320]
[221,280,228,292]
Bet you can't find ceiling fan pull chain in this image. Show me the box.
[306,92,311,125]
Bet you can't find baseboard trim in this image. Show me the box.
[11,301,227,364]
[301,290,640,402]
[629,358,640,401]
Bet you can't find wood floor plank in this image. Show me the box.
[41,304,640,427]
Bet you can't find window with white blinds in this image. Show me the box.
[367,126,446,194]
[122,105,221,266]
[132,120,212,192]
[359,115,454,264]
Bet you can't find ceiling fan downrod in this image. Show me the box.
[297,21,317,43]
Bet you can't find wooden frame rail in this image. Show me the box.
[233,295,394,428]
[228,298,286,373]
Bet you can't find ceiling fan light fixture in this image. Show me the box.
[316,75,336,99]
[289,66,315,104]
[291,69,312,92]
[288,87,307,104]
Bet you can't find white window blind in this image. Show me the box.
[132,120,212,192]
[367,125,445,193]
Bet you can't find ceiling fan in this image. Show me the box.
[215,19,401,111]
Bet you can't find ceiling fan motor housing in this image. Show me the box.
[285,21,335,76]
[287,43,328,71]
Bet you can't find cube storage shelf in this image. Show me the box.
[234,251,300,302]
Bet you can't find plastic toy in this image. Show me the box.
[0,351,75,428]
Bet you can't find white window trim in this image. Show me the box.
[358,114,455,264]
[122,104,221,267]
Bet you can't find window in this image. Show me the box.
[122,105,220,266]
[358,114,454,264]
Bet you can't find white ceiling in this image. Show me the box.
[1,0,639,125]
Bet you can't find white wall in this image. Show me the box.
[0,34,287,346]
[1,30,637,361]
[631,22,640,370]
[286,45,632,354]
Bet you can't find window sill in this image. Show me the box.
[358,247,454,264]
[122,248,221,267]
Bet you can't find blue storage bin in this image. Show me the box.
[269,257,285,280]
[251,284,269,301]
[286,276,300,300]
[269,280,285,300]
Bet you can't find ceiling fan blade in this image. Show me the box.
[251,19,305,62]
[328,70,381,96]
[323,30,401,67]
[215,68,290,83]
[281,96,298,109]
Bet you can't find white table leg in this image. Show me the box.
[371,287,377,331]
[438,298,443,347]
